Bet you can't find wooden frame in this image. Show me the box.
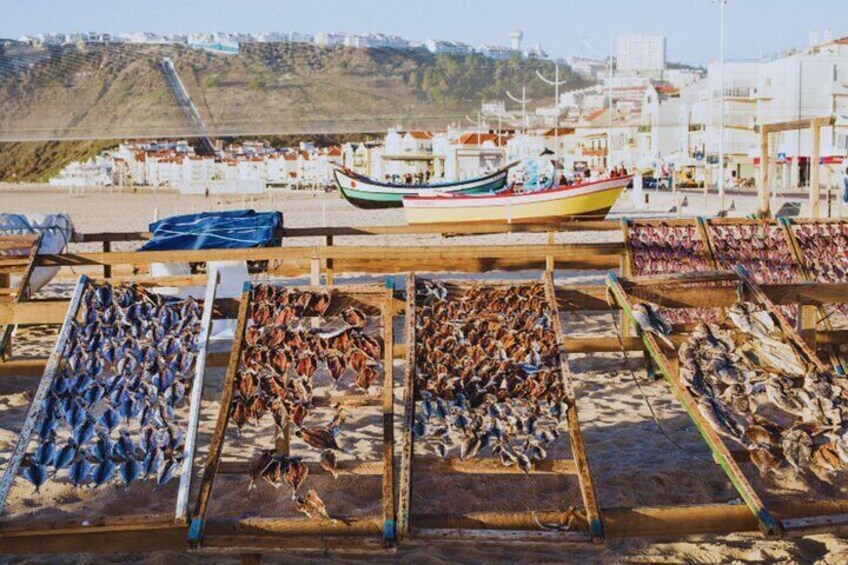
[398,275,599,543]
[607,269,848,536]
[0,233,42,359]
[0,272,218,537]
[606,271,780,536]
[190,281,396,553]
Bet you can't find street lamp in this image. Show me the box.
[536,64,568,175]
[505,86,532,134]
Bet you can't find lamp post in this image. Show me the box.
[583,39,614,171]
[536,64,568,175]
[716,0,728,211]
[506,86,532,134]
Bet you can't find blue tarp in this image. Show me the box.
[139,210,283,251]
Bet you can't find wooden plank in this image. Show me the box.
[412,511,588,532]
[175,267,220,522]
[77,221,622,243]
[199,534,389,553]
[325,235,334,285]
[605,272,781,536]
[29,243,624,268]
[603,503,756,538]
[695,217,720,270]
[203,517,381,536]
[0,233,41,359]
[381,279,395,546]
[759,128,770,217]
[409,528,590,544]
[542,272,603,543]
[0,526,186,554]
[811,121,821,218]
[0,275,87,513]
[190,283,252,545]
[397,273,416,540]
[0,512,176,536]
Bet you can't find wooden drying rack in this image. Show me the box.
[0,272,219,548]
[189,281,397,553]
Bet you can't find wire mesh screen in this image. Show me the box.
[204,284,387,531]
[707,221,799,325]
[409,280,586,531]
[672,298,848,507]
[627,221,722,325]
[2,280,204,525]
[791,221,848,328]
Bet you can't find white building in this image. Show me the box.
[476,45,519,60]
[424,39,472,55]
[616,34,667,75]
[314,32,346,47]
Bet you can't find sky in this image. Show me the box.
[2,0,847,65]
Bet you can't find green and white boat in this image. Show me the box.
[333,162,517,209]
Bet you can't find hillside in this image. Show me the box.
[0,139,119,182]
[0,43,584,141]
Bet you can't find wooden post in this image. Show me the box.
[175,268,219,522]
[397,274,416,539]
[543,272,604,543]
[759,128,770,217]
[103,240,112,279]
[325,235,334,285]
[381,279,396,546]
[810,120,821,218]
[545,231,554,272]
[310,249,320,286]
[189,283,252,547]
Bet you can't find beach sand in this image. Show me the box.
[1,185,848,563]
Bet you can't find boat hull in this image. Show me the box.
[402,177,629,225]
[334,166,512,209]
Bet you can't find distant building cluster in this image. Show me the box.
[49,140,344,193]
[15,29,540,59]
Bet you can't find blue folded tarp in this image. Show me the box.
[139,210,283,251]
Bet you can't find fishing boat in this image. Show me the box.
[402,175,631,225]
[333,162,517,209]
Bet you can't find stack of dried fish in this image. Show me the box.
[709,223,799,285]
[678,302,848,479]
[21,282,202,492]
[628,223,720,324]
[235,285,381,513]
[629,223,709,276]
[413,281,569,472]
[793,221,848,318]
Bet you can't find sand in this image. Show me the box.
[2,185,848,563]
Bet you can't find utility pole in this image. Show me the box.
[608,35,614,172]
[506,86,532,134]
[536,64,568,175]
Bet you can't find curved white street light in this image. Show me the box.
[536,65,568,173]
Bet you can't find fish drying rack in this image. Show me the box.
[1,218,848,557]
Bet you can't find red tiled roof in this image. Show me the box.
[585,108,606,121]
[406,131,433,140]
[456,133,509,146]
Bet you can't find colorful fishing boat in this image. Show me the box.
[333,162,517,209]
[402,175,631,225]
